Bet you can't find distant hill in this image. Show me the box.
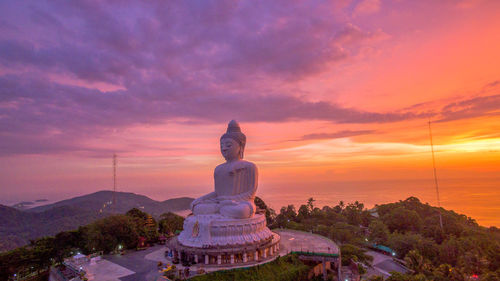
[0,191,193,252]
[28,190,193,217]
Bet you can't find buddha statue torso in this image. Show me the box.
[214,160,257,199]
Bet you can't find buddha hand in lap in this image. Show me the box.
[190,120,257,219]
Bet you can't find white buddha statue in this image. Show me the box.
[190,120,257,219]
[178,120,273,248]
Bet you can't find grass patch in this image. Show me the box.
[191,254,311,281]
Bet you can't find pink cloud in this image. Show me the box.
[353,0,381,17]
[0,0,498,158]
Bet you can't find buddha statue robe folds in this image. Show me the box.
[178,120,273,248]
[191,160,257,219]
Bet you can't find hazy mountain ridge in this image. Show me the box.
[0,191,194,252]
[10,199,52,211]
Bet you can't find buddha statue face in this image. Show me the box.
[220,138,242,161]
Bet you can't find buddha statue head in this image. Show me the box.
[220,120,246,161]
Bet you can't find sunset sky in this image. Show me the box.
[1,0,499,226]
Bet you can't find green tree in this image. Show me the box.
[314,225,331,238]
[53,230,80,263]
[438,235,461,266]
[85,215,139,253]
[368,220,389,245]
[404,250,431,275]
[340,244,373,266]
[486,242,500,272]
[386,272,427,281]
[126,208,158,242]
[482,271,500,281]
[458,250,487,276]
[307,197,315,212]
[29,237,56,273]
[274,205,297,227]
[432,264,465,281]
[126,208,149,220]
[297,205,310,221]
[329,222,356,244]
[382,207,422,233]
[422,216,445,244]
[322,206,345,223]
[338,201,345,210]
[387,232,424,259]
[158,212,184,235]
[343,201,365,226]
[0,246,33,280]
[254,196,276,225]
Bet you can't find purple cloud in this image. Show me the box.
[0,1,380,85]
[438,94,500,122]
[0,73,428,156]
[0,1,489,157]
[297,130,376,141]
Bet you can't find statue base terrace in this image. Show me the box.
[168,232,281,267]
[178,213,274,248]
[170,213,281,267]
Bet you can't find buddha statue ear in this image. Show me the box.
[239,144,244,159]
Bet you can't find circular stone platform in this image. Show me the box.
[274,229,339,255]
[168,232,281,267]
[162,228,339,275]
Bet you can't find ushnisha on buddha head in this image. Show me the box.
[220,120,246,161]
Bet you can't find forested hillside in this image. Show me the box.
[2,196,499,280]
[0,191,193,251]
[0,208,185,280]
[269,197,500,280]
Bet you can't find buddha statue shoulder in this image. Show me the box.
[190,120,258,219]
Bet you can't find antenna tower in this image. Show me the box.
[113,153,117,214]
[428,120,443,230]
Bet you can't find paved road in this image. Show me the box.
[366,250,408,277]
[104,245,165,281]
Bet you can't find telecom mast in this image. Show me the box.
[428,120,443,230]
[113,153,117,213]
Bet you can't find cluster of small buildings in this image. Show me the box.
[49,253,101,281]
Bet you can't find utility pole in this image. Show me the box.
[428,120,443,231]
[113,153,117,214]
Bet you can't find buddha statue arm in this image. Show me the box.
[190,191,217,210]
